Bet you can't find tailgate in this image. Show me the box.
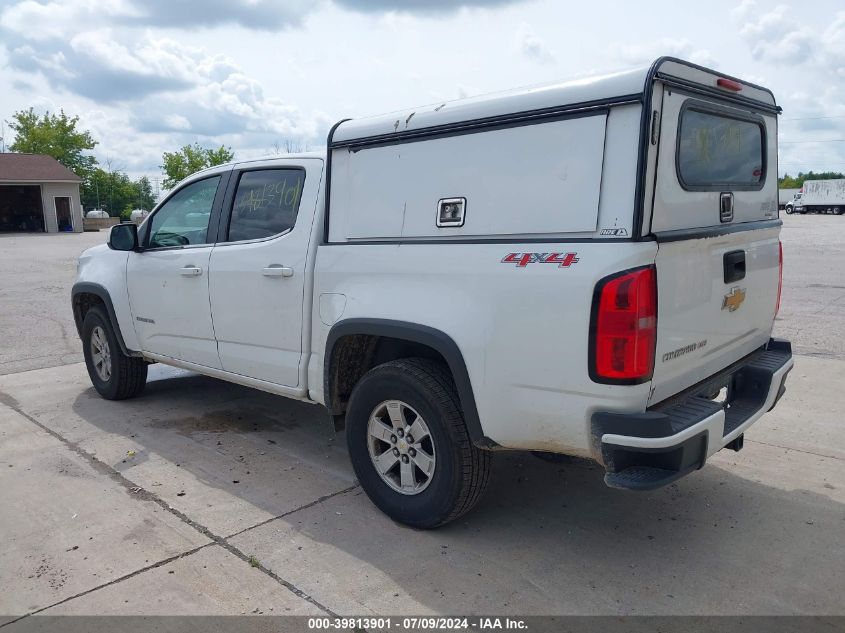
[647,83,781,405]
[650,228,780,404]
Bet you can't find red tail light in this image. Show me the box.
[716,78,743,92]
[776,241,783,317]
[590,266,657,384]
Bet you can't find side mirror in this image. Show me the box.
[108,223,139,251]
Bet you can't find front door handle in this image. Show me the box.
[179,266,203,277]
[262,265,294,278]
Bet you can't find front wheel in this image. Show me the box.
[785,206,793,215]
[346,358,490,528]
[82,306,147,400]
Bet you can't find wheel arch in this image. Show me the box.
[324,318,493,448]
[71,282,138,357]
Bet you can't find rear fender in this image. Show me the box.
[324,319,492,447]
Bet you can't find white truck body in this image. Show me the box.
[73,57,793,526]
[787,179,845,214]
[799,179,845,212]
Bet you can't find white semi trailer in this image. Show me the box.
[778,188,799,210]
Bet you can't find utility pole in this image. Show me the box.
[105,157,114,216]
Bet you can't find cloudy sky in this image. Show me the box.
[1,0,844,184]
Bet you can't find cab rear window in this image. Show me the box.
[677,107,765,190]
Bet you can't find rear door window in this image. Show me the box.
[227,169,305,242]
[677,107,765,190]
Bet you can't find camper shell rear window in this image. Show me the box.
[676,101,766,191]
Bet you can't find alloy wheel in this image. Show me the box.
[367,399,436,495]
[90,325,112,382]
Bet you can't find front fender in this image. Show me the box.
[72,245,141,354]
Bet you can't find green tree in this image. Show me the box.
[161,143,234,188]
[81,168,153,217]
[135,176,156,210]
[8,108,97,179]
[80,168,106,212]
[779,171,845,189]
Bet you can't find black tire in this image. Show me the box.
[785,206,793,215]
[346,358,490,529]
[82,306,147,400]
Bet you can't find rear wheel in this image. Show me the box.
[346,358,490,528]
[82,306,147,400]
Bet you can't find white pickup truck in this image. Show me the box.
[72,57,793,528]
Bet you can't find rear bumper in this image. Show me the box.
[591,338,793,491]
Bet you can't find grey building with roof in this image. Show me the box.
[0,153,83,233]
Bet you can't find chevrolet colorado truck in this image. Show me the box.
[72,57,794,528]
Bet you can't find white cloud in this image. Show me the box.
[0,0,316,36]
[731,0,756,20]
[0,0,131,41]
[333,0,522,14]
[163,114,192,130]
[6,21,318,138]
[730,2,845,174]
[737,4,814,64]
[820,12,845,77]
[2,0,844,179]
[515,24,555,64]
[11,45,73,79]
[70,30,153,77]
[612,38,717,69]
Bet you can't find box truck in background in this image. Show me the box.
[786,179,845,214]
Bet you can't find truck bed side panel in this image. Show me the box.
[312,240,657,455]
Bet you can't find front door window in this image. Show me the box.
[147,176,220,248]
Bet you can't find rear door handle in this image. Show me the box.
[179,266,203,277]
[262,265,293,278]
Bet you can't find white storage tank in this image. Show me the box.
[85,209,109,219]
[130,209,149,223]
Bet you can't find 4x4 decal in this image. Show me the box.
[501,252,579,268]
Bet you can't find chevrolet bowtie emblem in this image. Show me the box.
[722,287,746,312]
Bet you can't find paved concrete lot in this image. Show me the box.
[0,232,105,376]
[0,216,843,620]
[777,215,845,360]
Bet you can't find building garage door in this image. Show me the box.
[0,185,44,232]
